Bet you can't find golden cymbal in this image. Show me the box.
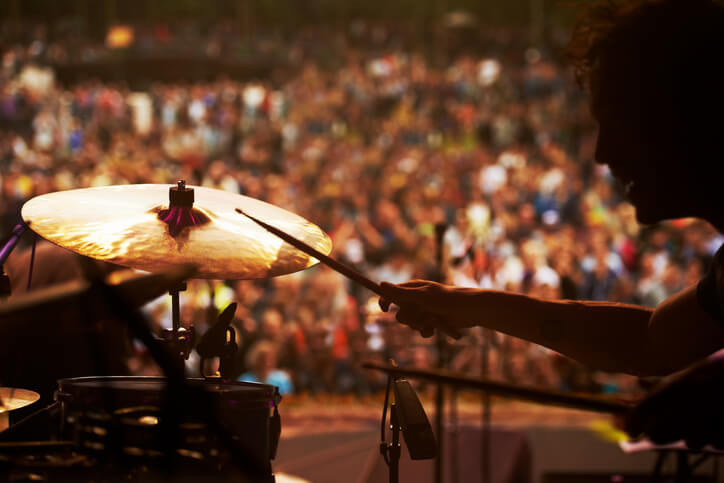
[22,185,331,279]
[0,387,40,411]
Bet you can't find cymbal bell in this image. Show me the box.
[22,184,332,280]
[0,387,39,412]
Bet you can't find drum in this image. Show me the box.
[55,376,281,480]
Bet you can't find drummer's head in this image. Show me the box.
[567,0,724,227]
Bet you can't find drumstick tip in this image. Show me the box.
[236,208,258,223]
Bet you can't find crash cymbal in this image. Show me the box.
[0,387,39,411]
[21,184,332,279]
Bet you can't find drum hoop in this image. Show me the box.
[58,375,276,393]
[57,376,281,408]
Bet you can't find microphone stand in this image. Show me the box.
[433,223,447,483]
[379,360,436,483]
[389,403,402,483]
[481,327,492,483]
[434,335,445,483]
[380,367,402,483]
[475,244,492,483]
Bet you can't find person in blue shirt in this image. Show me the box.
[238,340,294,395]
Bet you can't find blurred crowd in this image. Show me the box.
[2,20,722,398]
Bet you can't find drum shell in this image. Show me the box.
[55,376,280,476]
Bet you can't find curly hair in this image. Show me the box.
[565,0,724,89]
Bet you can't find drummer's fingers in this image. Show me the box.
[419,326,435,338]
[394,305,418,326]
[379,297,392,312]
[395,306,427,329]
[642,407,684,445]
[624,408,649,439]
[379,281,422,306]
[418,312,440,338]
[380,281,437,315]
[416,310,463,340]
[397,307,437,338]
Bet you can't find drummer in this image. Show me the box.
[380,0,724,448]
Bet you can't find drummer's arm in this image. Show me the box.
[475,284,724,376]
[382,282,724,376]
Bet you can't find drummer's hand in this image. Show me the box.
[625,356,724,449]
[378,280,465,340]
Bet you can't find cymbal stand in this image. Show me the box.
[158,180,199,362]
[163,282,194,360]
[171,283,184,334]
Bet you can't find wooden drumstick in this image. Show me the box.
[236,208,462,339]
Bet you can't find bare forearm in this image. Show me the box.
[448,290,654,375]
[382,281,724,376]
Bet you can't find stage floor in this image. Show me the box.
[275,400,721,483]
[279,397,607,437]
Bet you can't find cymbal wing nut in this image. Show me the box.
[169,180,194,207]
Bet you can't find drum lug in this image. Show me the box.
[269,405,281,460]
